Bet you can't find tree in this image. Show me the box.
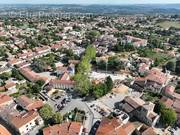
[154,58,161,67]
[93,83,107,98]
[85,45,96,60]
[0,47,7,57]
[166,61,176,72]
[175,58,180,75]
[0,72,11,81]
[155,101,177,127]
[74,73,91,96]
[154,101,166,114]
[108,56,124,71]
[77,57,91,74]
[12,68,24,80]
[39,104,54,121]
[52,112,63,124]
[105,76,113,92]
[74,46,96,96]
[161,108,176,126]
[86,30,100,42]
[36,80,45,87]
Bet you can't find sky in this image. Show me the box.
[0,0,180,4]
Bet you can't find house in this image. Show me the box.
[0,124,11,135]
[50,40,66,51]
[133,124,157,135]
[16,95,44,111]
[119,96,160,126]
[34,46,51,55]
[0,94,13,107]
[96,118,135,135]
[15,61,31,69]
[43,122,83,135]
[4,82,17,95]
[160,96,174,108]
[49,79,75,90]
[19,67,48,82]
[8,58,25,67]
[8,111,43,135]
[162,85,180,101]
[124,35,147,47]
[162,85,175,99]
[132,68,169,93]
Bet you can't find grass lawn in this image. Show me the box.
[157,21,180,29]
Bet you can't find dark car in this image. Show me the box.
[89,120,101,135]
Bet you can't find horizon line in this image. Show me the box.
[0,3,180,5]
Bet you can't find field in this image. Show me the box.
[157,21,180,29]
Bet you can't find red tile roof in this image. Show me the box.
[5,82,16,89]
[160,96,174,108]
[50,79,75,85]
[19,67,48,82]
[17,95,44,111]
[43,122,82,135]
[96,118,127,135]
[9,111,39,129]
[0,94,13,106]
[0,124,11,135]
[136,68,168,85]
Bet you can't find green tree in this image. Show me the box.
[166,61,176,72]
[52,112,63,124]
[105,76,113,92]
[39,104,54,121]
[161,108,176,126]
[93,83,107,98]
[36,80,45,87]
[0,72,11,81]
[175,58,180,75]
[154,101,166,114]
[74,73,91,96]
[85,45,96,60]
[77,57,91,74]
[12,68,24,80]
[86,30,100,42]
[155,101,177,127]
[0,47,7,57]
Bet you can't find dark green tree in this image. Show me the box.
[166,61,176,72]
[105,76,113,92]
[175,58,180,75]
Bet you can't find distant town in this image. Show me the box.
[0,4,179,135]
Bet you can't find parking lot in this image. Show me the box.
[44,89,142,135]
